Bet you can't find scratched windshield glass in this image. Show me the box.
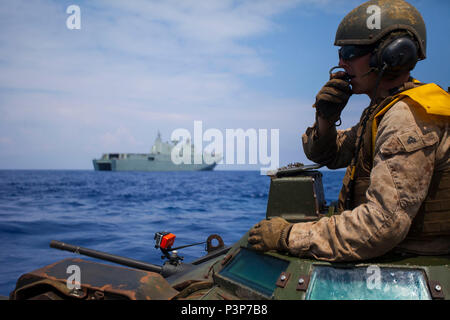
[306,265,431,300]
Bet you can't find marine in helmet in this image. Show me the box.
[249,0,450,261]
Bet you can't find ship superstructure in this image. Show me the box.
[93,132,219,172]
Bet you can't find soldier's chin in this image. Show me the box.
[350,82,365,94]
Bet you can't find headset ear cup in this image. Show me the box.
[381,37,418,71]
[369,36,418,76]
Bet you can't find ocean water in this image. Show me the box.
[0,169,344,296]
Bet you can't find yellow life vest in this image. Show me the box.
[372,82,450,155]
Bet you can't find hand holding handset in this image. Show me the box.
[313,66,353,124]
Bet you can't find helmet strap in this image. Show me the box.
[361,67,377,78]
[370,63,388,105]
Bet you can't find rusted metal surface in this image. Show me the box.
[173,281,213,299]
[275,272,291,288]
[296,275,310,292]
[206,234,225,253]
[221,253,234,266]
[11,258,178,300]
[428,280,445,300]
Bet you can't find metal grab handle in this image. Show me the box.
[50,240,162,274]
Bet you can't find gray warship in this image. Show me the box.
[93,132,219,172]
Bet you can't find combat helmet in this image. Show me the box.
[335,0,427,65]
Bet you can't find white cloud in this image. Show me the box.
[99,126,141,150]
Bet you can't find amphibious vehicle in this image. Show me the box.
[9,165,449,300]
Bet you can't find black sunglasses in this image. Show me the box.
[339,45,374,61]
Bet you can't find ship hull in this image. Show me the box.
[93,158,216,172]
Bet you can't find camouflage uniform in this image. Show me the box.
[247,0,450,262]
[288,85,450,262]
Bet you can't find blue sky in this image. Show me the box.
[0,0,448,170]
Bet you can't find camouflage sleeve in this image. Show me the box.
[301,119,358,169]
[289,99,441,261]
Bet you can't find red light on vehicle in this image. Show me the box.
[160,233,176,249]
